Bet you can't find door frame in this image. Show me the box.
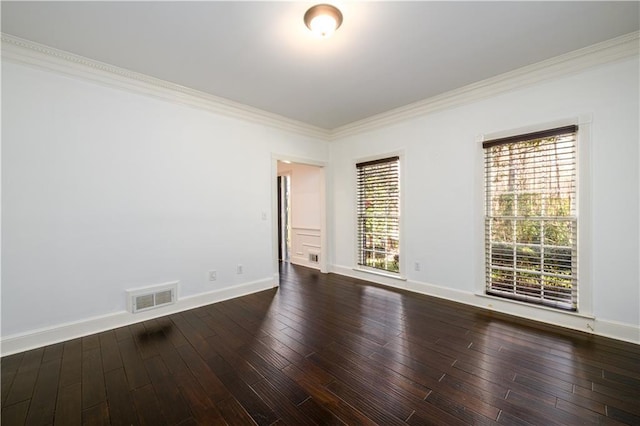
[271,154,328,283]
[277,173,291,262]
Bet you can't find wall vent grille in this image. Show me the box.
[127,282,178,314]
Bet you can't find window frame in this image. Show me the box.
[483,125,579,311]
[354,154,402,276]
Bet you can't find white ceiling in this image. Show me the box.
[2,1,638,130]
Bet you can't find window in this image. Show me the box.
[356,156,400,273]
[483,126,578,310]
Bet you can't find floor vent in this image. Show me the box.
[127,282,178,314]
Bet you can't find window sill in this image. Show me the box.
[475,292,595,320]
[353,267,407,281]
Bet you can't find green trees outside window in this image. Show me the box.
[484,126,578,310]
[356,157,400,273]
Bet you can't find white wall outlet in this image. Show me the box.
[237,264,243,274]
[208,270,217,281]
[261,211,267,221]
[414,261,421,271]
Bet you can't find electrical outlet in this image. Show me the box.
[208,270,217,281]
[261,211,267,221]
[237,264,243,274]
[414,261,421,271]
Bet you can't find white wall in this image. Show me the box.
[330,56,640,340]
[277,162,323,269]
[2,40,639,350]
[1,60,328,342]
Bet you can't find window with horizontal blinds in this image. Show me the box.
[356,156,400,273]
[483,126,578,310]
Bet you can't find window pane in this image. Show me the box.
[490,219,513,242]
[357,157,400,273]
[516,245,541,271]
[490,268,514,292]
[516,271,542,297]
[543,247,573,276]
[484,127,577,310]
[490,242,514,267]
[543,220,574,246]
[516,220,541,244]
[517,193,543,216]
[491,193,514,216]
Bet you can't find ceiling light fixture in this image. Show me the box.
[304,4,343,38]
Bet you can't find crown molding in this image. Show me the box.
[3,31,638,142]
[329,31,640,141]
[1,33,330,140]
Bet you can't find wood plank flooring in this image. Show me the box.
[2,263,640,425]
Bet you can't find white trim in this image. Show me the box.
[271,155,329,274]
[353,267,407,282]
[478,116,594,316]
[475,292,594,320]
[576,116,594,317]
[596,319,640,344]
[2,31,636,141]
[330,264,639,345]
[330,31,639,140]
[290,259,321,271]
[332,264,408,289]
[272,153,328,168]
[353,151,404,276]
[351,148,406,280]
[302,243,321,248]
[0,277,276,356]
[0,33,329,140]
[319,165,328,273]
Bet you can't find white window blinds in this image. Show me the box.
[356,156,400,273]
[483,126,578,310]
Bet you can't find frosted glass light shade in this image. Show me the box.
[304,4,343,38]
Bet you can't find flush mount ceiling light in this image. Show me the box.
[304,4,343,38]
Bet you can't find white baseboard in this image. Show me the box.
[290,257,321,271]
[595,319,640,344]
[1,277,276,356]
[330,264,640,345]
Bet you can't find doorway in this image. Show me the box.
[277,174,291,262]
[274,159,326,273]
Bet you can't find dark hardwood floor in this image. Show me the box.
[2,263,640,425]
